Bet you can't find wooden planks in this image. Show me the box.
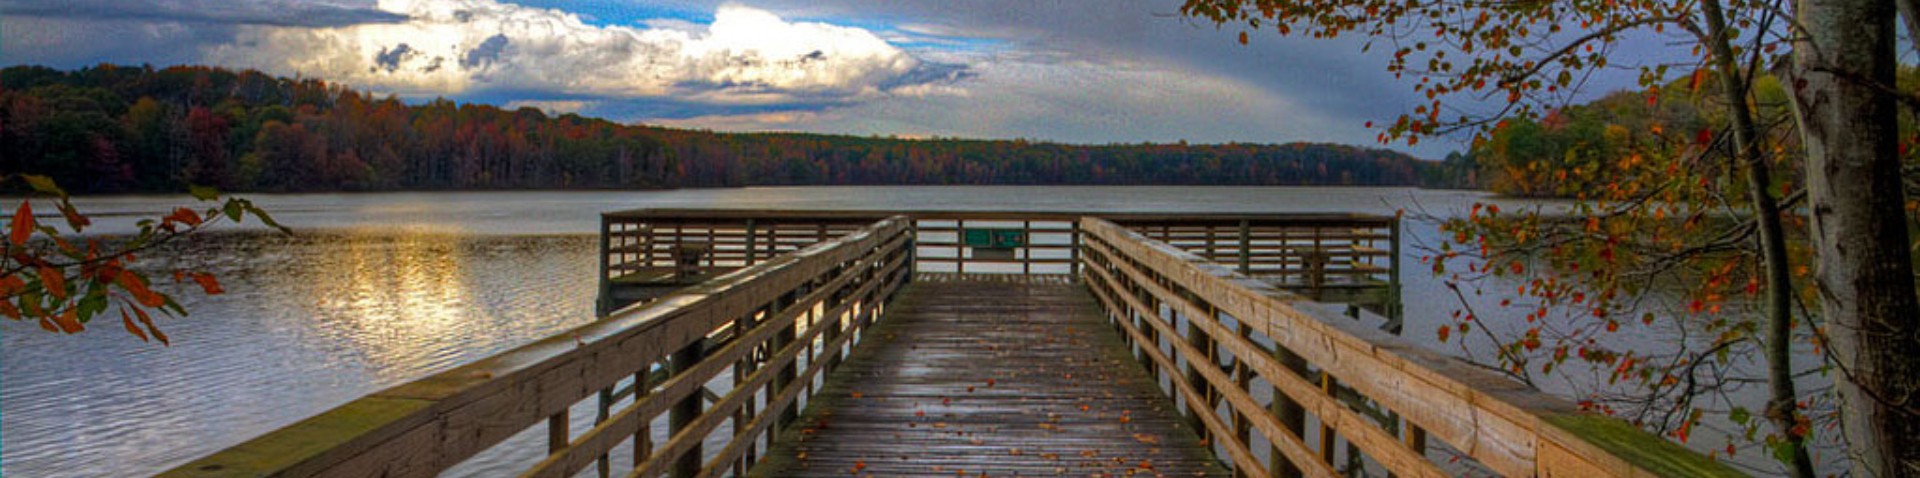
[1076,217,1739,478]
[163,218,915,478]
[751,275,1228,477]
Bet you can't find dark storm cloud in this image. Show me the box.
[373,43,416,72]
[879,60,973,91]
[461,34,510,69]
[0,0,407,28]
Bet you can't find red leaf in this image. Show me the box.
[38,266,67,299]
[117,273,166,308]
[0,274,24,296]
[10,201,34,246]
[51,308,84,334]
[189,272,224,295]
[131,306,168,346]
[59,203,90,231]
[165,207,202,227]
[1436,325,1451,342]
[1695,128,1712,147]
[122,309,150,342]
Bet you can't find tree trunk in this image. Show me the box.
[1786,0,1920,475]
[1699,1,1815,476]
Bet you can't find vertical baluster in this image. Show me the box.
[1244,219,1259,274]
[1270,347,1308,478]
[1181,298,1211,446]
[633,366,652,472]
[730,310,756,478]
[1319,372,1336,468]
[1070,221,1082,280]
[595,386,612,478]
[1022,220,1032,275]
[668,341,704,478]
[956,219,966,275]
[1232,310,1253,449]
[598,218,613,316]
[548,409,568,455]
[744,219,758,266]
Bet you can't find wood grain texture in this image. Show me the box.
[1076,217,1739,478]
[162,218,912,478]
[752,276,1228,477]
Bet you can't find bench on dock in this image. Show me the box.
[162,210,1735,478]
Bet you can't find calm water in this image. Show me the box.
[0,187,1805,476]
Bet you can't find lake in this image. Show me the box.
[0,186,1807,476]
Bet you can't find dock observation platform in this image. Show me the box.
[163,209,1737,478]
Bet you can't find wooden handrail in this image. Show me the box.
[162,217,915,478]
[1076,217,1738,477]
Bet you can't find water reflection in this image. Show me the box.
[2,230,600,477]
[297,227,477,376]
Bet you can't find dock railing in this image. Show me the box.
[1077,217,1736,477]
[600,209,1400,324]
[164,210,1731,478]
[163,216,913,478]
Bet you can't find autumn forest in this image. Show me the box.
[0,64,1447,194]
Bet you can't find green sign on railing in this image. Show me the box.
[962,228,1025,249]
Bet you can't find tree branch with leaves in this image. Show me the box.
[3,174,287,344]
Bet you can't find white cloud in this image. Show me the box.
[654,53,1365,148]
[504,99,592,115]
[204,1,939,102]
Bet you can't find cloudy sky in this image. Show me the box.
[0,0,1667,158]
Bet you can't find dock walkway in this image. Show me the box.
[164,212,1735,478]
[751,274,1226,477]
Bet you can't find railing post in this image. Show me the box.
[770,293,799,436]
[822,305,846,373]
[905,223,918,283]
[668,341,705,478]
[598,217,613,317]
[1319,372,1337,467]
[1070,220,1082,281]
[731,309,760,477]
[744,219,758,266]
[1238,220,1252,275]
[1205,224,1217,262]
[633,366,653,473]
[1387,217,1404,333]
[1232,312,1254,451]
[548,409,568,455]
[956,219,966,275]
[595,386,613,478]
[1181,299,1213,446]
[1269,346,1308,478]
[1022,220,1033,275]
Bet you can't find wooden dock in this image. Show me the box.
[751,274,1226,477]
[164,211,1737,478]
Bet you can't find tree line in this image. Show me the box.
[0,64,1440,194]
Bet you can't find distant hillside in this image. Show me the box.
[1,64,1441,193]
